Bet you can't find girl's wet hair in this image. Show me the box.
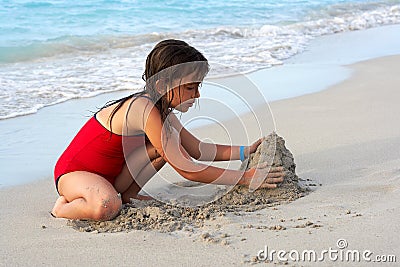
[101,39,209,134]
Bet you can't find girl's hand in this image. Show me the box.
[240,166,285,189]
[245,137,264,157]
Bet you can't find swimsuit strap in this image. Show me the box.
[137,94,154,102]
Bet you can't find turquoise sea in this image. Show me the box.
[1,0,400,120]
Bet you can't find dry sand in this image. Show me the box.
[1,55,400,266]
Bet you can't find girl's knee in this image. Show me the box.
[92,193,122,221]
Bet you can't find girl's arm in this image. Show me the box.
[129,101,249,185]
[124,102,250,185]
[132,102,283,187]
[169,113,262,161]
[163,129,282,188]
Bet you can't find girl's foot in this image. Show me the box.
[122,193,154,203]
[134,194,154,201]
[51,196,68,218]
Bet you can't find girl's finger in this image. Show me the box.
[266,171,285,178]
[255,162,269,169]
[269,166,284,172]
[259,183,277,189]
[265,177,284,184]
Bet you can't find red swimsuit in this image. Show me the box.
[54,114,145,188]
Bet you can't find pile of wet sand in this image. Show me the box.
[69,132,307,233]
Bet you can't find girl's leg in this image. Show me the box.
[51,171,122,220]
[120,157,165,203]
[114,142,166,203]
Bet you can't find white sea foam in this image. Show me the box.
[0,2,399,120]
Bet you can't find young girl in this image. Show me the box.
[51,39,284,221]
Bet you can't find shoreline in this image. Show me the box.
[1,24,400,188]
[1,54,399,265]
[1,23,400,122]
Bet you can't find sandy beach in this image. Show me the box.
[1,52,399,266]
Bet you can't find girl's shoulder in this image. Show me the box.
[96,94,155,134]
[129,94,158,113]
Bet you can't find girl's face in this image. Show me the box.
[167,73,202,113]
[168,82,200,112]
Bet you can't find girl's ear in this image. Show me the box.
[155,78,168,96]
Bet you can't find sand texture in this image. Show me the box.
[68,132,306,233]
[1,52,400,266]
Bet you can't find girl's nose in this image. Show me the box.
[194,88,200,98]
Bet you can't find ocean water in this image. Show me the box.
[1,0,400,120]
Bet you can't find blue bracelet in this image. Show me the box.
[240,145,245,161]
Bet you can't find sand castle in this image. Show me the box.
[69,132,307,233]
